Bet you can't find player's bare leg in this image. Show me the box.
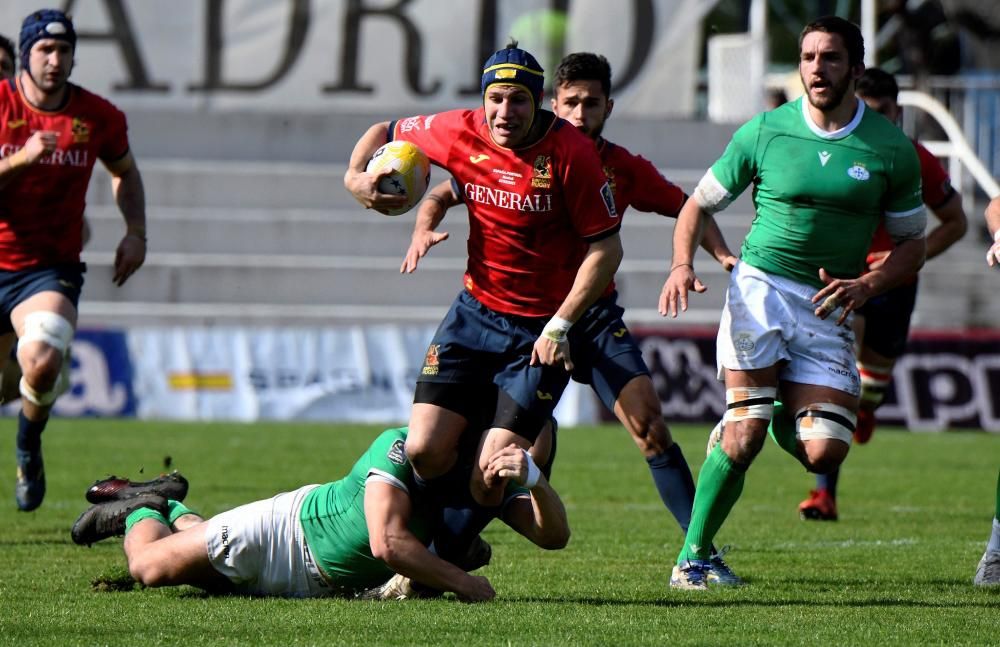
[125,519,232,590]
[9,292,77,511]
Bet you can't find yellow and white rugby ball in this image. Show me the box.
[365,141,431,216]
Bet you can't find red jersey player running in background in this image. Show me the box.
[0,9,147,511]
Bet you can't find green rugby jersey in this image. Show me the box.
[708,97,923,288]
[299,427,433,593]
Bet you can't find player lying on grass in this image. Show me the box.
[70,425,567,601]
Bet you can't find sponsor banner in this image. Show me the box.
[632,328,1000,432]
[0,0,708,117]
[127,326,593,425]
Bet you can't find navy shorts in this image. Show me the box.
[856,281,917,359]
[414,290,571,442]
[0,263,85,334]
[569,292,649,412]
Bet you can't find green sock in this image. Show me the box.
[124,507,168,535]
[767,400,799,459]
[676,443,747,565]
[167,499,200,525]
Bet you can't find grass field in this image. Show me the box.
[0,419,997,646]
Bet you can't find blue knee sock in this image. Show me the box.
[16,411,47,453]
[646,443,697,533]
[816,467,840,499]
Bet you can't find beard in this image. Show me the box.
[804,72,853,112]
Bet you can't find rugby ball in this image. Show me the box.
[365,141,431,216]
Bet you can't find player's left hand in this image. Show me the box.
[531,335,573,371]
[812,267,872,325]
[113,233,146,286]
[484,444,533,486]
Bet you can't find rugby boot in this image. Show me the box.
[71,494,168,546]
[15,446,45,511]
[974,549,1000,586]
[86,471,188,504]
[707,546,744,586]
[669,559,712,590]
[798,488,838,521]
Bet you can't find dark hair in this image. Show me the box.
[0,34,14,64]
[855,67,899,101]
[799,16,865,67]
[553,52,612,97]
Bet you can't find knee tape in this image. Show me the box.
[795,403,856,444]
[723,386,777,422]
[19,312,74,353]
[18,312,74,406]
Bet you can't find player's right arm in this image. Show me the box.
[343,122,408,213]
[986,196,1000,267]
[0,130,58,189]
[364,480,495,602]
[400,179,459,274]
[489,444,570,550]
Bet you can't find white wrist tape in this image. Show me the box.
[521,449,541,489]
[541,316,572,343]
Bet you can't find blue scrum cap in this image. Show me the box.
[481,45,545,110]
[19,9,76,72]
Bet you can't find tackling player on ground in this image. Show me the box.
[71,424,568,600]
[402,52,741,582]
[796,67,967,521]
[0,10,147,511]
[659,16,927,589]
[345,43,622,509]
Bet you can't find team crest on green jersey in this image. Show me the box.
[847,163,870,181]
[387,439,407,465]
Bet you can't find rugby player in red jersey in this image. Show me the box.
[0,9,147,511]
[796,67,967,521]
[345,42,623,507]
[401,52,743,582]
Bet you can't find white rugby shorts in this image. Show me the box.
[716,261,860,396]
[204,484,331,597]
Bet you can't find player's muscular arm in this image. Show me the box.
[364,482,495,602]
[490,445,569,550]
[924,192,967,260]
[532,233,623,370]
[0,130,58,188]
[659,198,711,318]
[401,180,459,274]
[699,215,738,271]
[344,122,407,212]
[106,152,147,286]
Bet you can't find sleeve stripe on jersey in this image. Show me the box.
[386,120,398,142]
[693,168,735,215]
[884,205,925,219]
[367,468,408,494]
[884,208,927,242]
[583,222,622,244]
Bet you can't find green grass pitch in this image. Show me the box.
[0,419,997,646]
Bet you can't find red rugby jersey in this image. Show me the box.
[0,77,129,270]
[597,137,687,296]
[868,140,953,257]
[392,109,620,317]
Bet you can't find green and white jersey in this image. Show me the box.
[298,427,432,593]
[703,97,923,288]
